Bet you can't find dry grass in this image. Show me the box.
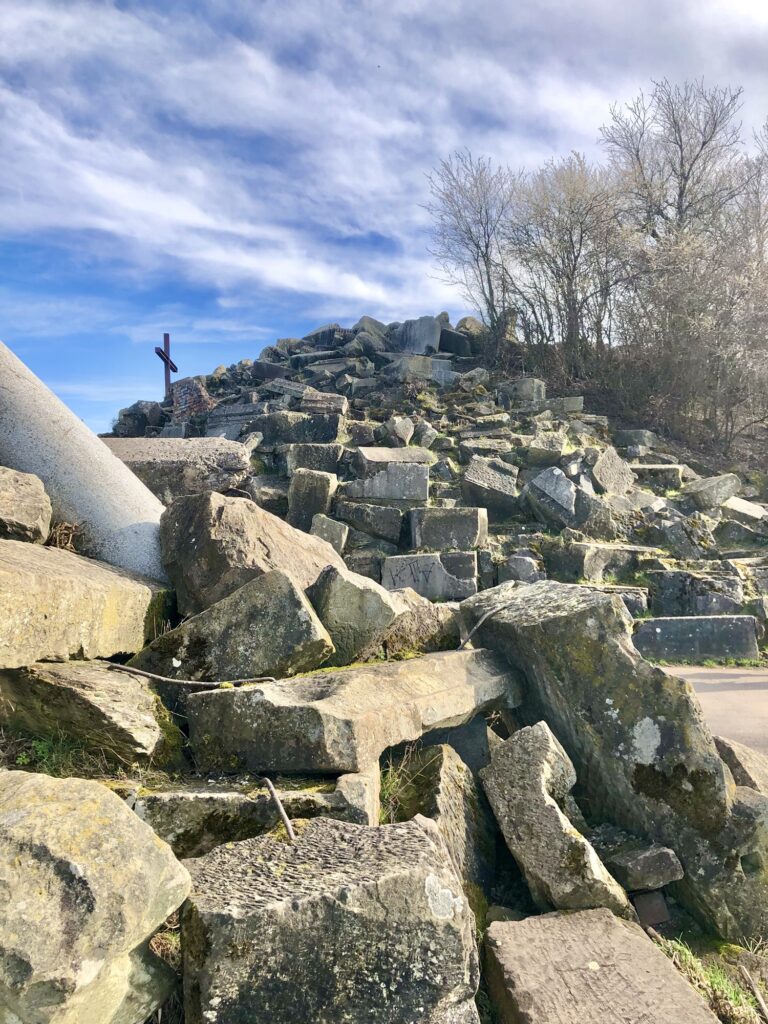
[655,934,762,1024]
[45,520,83,552]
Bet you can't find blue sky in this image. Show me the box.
[2,0,768,431]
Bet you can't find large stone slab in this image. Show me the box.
[480,722,632,917]
[390,314,442,354]
[336,500,403,544]
[484,909,718,1024]
[0,771,190,1024]
[102,437,251,505]
[181,816,480,1024]
[410,507,488,551]
[461,456,519,515]
[343,462,430,507]
[460,580,768,940]
[0,341,167,579]
[682,473,741,510]
[353,446,436,473]
[160,491,345,614]
[633,616,759,662]
[0,661,183,766]
[186,648,521,774]
[130,570,333,680]
[0,539,169,668]
[591,445,635,495]
[287,468,338,532]
[0,465,52,542]
[382,552,477,600]
[249,410,344,446]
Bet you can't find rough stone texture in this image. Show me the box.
[0,661,183,766]
[0,341,167,579]
[0,539,170,668]
[525,467,577,528]
[589,824,684,891]
[382,552,478,600]
[343,462,430,507]
[310,513,348,552]
[284,441,343,476]
[722,495,767,526]
[461,456,519,515]
[102,437,251,505]
[398,744,496,896]
[480,722,632,917]
[500,378,546,405]
[354,446,436,473]
[336,500,403,544]
[615,429,658,448]
[410,507,488,551]
[461,581,768,940]
[182,816,480,1024]
[130,768,380,857]
[0,465,52,542]
[306,564,402,666]
[249,410,344,446]
[498,554,545,584]
[287,467,338,531]
[160,491,345,614]
[647,568,744,617]
[633,615,759,662]
[484,909,718,1024]
[591,446,635,495]
[715,736,768,794]
[377,588,461,659]
[130,570,333,680]
[542,539,656,584]
[390,314,442,354]
[187,648,521,774]
[525,429,568,466]
[0,771,190,1024]
[682,473,741,510]
[631,463,686,492]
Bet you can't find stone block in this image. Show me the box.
[410,507,488,551]
[343,463,430,507]
[284,442,344,476]
[633,615,759,662]
[591,446,636,495]
[310,513,348,553]
[287,468,339,532]
[389,314,441,354]
[461,456,519,515]
[589,824,684,891]
[249,411,344,446]
[382,552,477,600]
[336,499,403,544]
[614,429,658,448]
[0,466,52,543]
[682,473,741,510]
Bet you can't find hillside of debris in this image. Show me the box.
[2,312,768,1024]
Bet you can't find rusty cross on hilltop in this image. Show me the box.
[154,333,179,401]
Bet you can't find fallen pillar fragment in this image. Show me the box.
[0,340,167,579]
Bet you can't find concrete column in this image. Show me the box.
[0,341,167,581]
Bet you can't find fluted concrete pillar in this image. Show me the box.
[0,341,167,581]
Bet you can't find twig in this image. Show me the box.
[259,776,296,842]
[104,662,276,688]
[740,965,768,1023]
[458,599,517,650]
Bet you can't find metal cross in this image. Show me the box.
[154,333,179,401]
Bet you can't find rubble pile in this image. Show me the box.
[1,315,768,1023]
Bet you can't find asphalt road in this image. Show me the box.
[672,666,768,755]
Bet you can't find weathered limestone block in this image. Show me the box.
[306,565,402,666]
[102,437,251,505]
[186,648,521,774]
[287,468,338,531]
[343,462,430,506]
[0,465,52,542]
[354,445,436,473]
[525,429,568,466]
[389,314,442,354]
[722,495,767,527]
[181,817,480,1024]
[498,553,545,584]
[382,552,478,600]
[484,910,719,1024]
[614,428,658,448]
[525,466,576,526]
[249,410,345,446]
[591,445,636,495]
[310,513,349,553]
[410,507,488,551]
[589,824,684,891]
[647,568,744,616]
[130,570,333,680]
[479,722,632,917]
[542,539,658,584]
[500,377,546,405]
[715,736,768,794]
[397,744,496,895]
[461,456,519,515]
[204,402,261,440]
[633,615,759,662]
[160,492,345,614]
[461,580,768,940]
[0,661,183,766]
[377,588,461,658]
[0,771,190,1024]
[682,473,741,510]
[0,540,170,668]
[284,441,344,476]
[630,463,686,492]
[336,500,403,544]
[131,767,380,857]
[385,413,415,446]
[0,341,167,579]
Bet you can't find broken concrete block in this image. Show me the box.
[480,722,632,917]
[0,661,183,766]
[186,648,520,774]
[633,615,759,662]
[287,468,338,532]
[484,909,719,1024]
[382,552,477,600]
[589,824,684,891]
[130,570,333,681]
[0,341,167,579]
[410,507,488,551]
[102,437,251,505]
[461,456,519,515]
[131,768,380,858]
[0,466,52,542]
[682,473,741,510]
[0,539,170,668]
[0,771,190,1024]
[591,445,635,495]
[160,492,345,614]
[181,817,480,1024]
[310,513,348,553]
[306,565,402,666]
